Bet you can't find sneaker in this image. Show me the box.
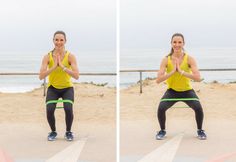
[48,131,57,141]
[156,130,166,140]
[65,131,74,141]
[197,129,207,140]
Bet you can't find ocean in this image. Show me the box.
[0,50,116,93]
[1,48,236,93]
[120,48,236,87]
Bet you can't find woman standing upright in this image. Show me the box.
[156,33,207,140]
[39,31,79,141]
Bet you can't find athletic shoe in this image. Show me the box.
[156,130,166,140]
[48,131,57,141]
[197,129,207,140]
[65,131,74,141]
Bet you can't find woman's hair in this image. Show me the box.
[168,33,185,56]
[53,31,67,41]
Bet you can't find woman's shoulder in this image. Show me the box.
[160,56,168,65]
[43,51,53,57]
[68,52,76,57]
[43,52,51,59]
[185,53,197,65]
[185,53,195,59]
[183,52,192,59]
[43,50,54,59]
[163,55,170,61]
[67,52,77,62]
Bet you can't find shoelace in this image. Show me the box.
[66,132,73,136]
[48,133,57,139]
[159,130,165,135]
[198,130,205,136]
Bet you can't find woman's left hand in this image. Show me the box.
[175,58,181,72]
[57,55,64,68]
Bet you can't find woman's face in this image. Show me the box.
[53,34,66,49]
[171,36,184,53]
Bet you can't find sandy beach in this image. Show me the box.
[0,83,116,162]
[1,79,236,162]
[120,79,236,162]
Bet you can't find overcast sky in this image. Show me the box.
[121,0,236,49]
[1,0,236,52]
[0,0,116,52]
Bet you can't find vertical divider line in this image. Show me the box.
[116,0,120,161]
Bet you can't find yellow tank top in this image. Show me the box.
[48,51,73,89]
[166,54,192,91]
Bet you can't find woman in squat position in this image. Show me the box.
[39,31,79,141]
[156,33,206,140]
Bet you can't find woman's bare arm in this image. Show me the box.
[156,57,176,84]
[39,55,57,80]
[180,55,201,82]
[63,53,79,80]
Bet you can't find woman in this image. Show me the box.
[39,31,79,141]
[156,33,207,140]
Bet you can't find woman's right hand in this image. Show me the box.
[171,57,177,74]
[51,55,59,69]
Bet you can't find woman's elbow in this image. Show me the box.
[74,73,79,80]
[75,76,79,80]
[194,75,202,82]
[39,75,44,80]
[156,78,161,84]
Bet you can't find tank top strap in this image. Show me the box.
[183,53,188,63]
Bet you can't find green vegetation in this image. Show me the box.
[80,81,108,87]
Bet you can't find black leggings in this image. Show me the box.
[46,86,74,132]
[157,89,204,130]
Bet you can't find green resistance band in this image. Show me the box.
[160,98,199,108]
[46,99,74,109]
[160,98,199,102]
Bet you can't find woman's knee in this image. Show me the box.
[64,104,73,115]
[47,104,56,112]
[46,105,56,118]
[190,102,203,112]
[158,103,169,113]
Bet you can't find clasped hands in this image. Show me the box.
[52,49,65,69]
[171,57,184,74]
